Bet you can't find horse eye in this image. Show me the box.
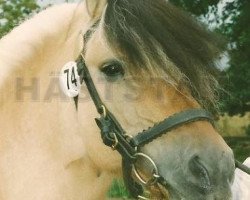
[101,61,124,81]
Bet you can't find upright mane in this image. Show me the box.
[103,0,225,112]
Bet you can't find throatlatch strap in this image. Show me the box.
[130,109,214,147]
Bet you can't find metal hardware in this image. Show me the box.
[111,132,119,150]
[132,153,160,186]
[124,134,133,141]
[101,105,107,118]
[138,195,150,200]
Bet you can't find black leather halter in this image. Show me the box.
[76,55,214,158]
[73,54,250,198]
[74,53,250,198]
[74,55,216,198]
[71,19,250,198]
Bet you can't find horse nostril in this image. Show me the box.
[188,155,211,192]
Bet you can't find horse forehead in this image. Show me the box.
[84,26,114,68]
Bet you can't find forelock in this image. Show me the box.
[102,0,225,112]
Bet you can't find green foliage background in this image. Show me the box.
[169,0,250,116]
[220,0,250,115]
[0,0,39,38]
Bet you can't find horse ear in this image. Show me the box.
[85,0,107,18]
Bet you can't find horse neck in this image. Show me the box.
[0,3,89,97]
[0,4,119,200]
[0,3,90,165]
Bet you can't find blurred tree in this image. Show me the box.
[170,0,250,116]
[0,0,39,38]
[169,0,219,17]
[220,0,250,115]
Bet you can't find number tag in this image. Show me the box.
[59,61,81,97]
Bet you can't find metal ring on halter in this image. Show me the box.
[101,105,107,118]
[111,132,118,150]
[132,153,160,186]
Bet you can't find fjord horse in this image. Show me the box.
[0,0,235,199]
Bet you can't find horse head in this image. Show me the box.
[77,0,235,199]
